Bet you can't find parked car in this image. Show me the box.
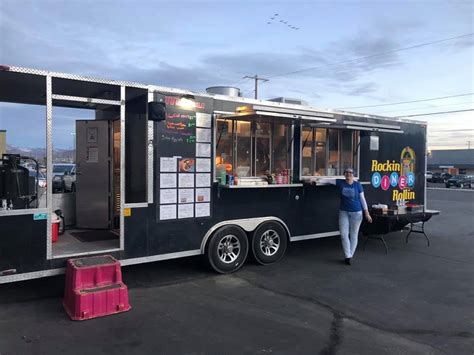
[426,171,433,180]
[428,172,452,183]
[52,163,76,192]
[27,170,47,208]
[29,169,47,189]
[445,175,473,188]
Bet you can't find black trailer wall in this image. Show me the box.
[359,121,426,207]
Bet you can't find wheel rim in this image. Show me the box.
[259,229,280,256]
[217,235,241,263]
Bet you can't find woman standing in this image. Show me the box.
[336,168,372,265]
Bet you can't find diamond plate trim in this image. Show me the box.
[147,120,154,203]
[120,86,125,250]
[51,94,121,106]
[7,65,148,89]
[46,76,53,259]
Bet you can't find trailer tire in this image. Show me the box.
[251,221,288,265]
[207,225,248,274]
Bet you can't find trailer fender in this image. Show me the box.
[200,217,291,254]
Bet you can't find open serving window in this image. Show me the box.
[301,125,359,177]
[215,117,293,177]
[215,114,293,179]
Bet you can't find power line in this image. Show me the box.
[337,93,474,110]
[376,101,474,114]
[266,32,474,79]
[395,109,474,118]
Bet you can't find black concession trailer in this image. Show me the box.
[0,65,428,283]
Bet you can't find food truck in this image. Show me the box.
[0,65,428,283]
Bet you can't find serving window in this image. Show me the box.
[216,117,292,177]
[301,125,359,177]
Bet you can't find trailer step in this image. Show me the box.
[63,255,131,321]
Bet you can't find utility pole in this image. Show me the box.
[243,75,269,99]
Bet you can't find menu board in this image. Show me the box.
[161,112,196,145]
[156,100,212,221]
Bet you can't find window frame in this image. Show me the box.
[300,124,360,179]
[215,115,294,178]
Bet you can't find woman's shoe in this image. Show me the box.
[344,258,352,265]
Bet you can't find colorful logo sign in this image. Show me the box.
[370,146,416,202]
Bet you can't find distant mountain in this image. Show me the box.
[6,145,74,163]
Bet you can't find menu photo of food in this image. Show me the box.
[179,158,195,172]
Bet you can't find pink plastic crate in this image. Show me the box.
[63,255,131,321]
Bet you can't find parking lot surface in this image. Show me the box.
[1,189,473,355]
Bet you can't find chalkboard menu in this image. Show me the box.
[156,107,196,158]
[162,112,196,144]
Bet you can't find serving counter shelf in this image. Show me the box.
[221,184,304,189]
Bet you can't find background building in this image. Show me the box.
[428,149,474,175]
[0,130,6,157]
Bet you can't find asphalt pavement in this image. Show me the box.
[0,189,473,355]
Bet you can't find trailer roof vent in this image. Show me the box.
[268,97,308,106]
[206,86,241,97]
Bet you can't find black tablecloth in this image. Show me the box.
[361,210,440,236]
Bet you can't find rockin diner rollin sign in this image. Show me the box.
[370,146,417,202]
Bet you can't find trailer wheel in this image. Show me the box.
[251,221,288,265]
[207,225,248,274]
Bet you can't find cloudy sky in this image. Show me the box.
[0,0,473,149]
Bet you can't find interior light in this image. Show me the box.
[178,97,195,109]
[236,106,251,113]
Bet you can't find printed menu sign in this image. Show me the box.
[179,173,194,188]
[160,173,177,188]
[179,189,194,203]
[195,203,210,217]
[178,204,194,219]
[195,188,210,202]
[160,157,177,172]
[196,128,212,143]
[160,205,177,220]
[196,158,211,172]
[196,112,212,128]
[160,189,177,204]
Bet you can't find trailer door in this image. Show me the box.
[75,120,111,229]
